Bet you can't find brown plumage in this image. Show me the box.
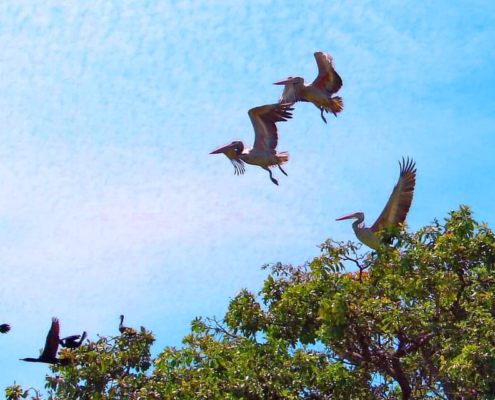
[274,52,343,123]
[21,317,68,365]
[336,158,417,249]
[371,157,417,233]
[210,103,293,185]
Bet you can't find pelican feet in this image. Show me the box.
[320,107,327,124]
[265,168,279,185]
[278,165,288,176]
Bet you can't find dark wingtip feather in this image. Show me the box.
[272,103,294,123]
[399,157,417,175]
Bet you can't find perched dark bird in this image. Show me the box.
[0,324,10,334]
[336,158,417,249]
[119,315,137,335]
[20,317,69,365]
[60,331,87,349]
[210,103,293,185]
[274,52,343,124]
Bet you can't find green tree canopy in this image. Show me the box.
[7,206,495,399]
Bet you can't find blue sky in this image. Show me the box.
[0,0,494,392]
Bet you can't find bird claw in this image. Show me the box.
[278,165,288,176]
[320,108,327,124]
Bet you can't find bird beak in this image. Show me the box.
[335,212,358,221]
[273,78,297,85]
[210,143,233,154]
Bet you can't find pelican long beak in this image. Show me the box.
[210,143,234,155]
[336,212,360,221]
[273,77,298,85]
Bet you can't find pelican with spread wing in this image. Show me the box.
[60,331,87,349]
[274,52,343,123]
[210,103,293,185]
[336,158,417,249]
[21,317,69,365]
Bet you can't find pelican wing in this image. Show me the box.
[210,143,246,176]
[311,52,343,95]
[61,334,80,341]
[371,158,417,233]
[230,158,246,176]
[42,317,60,359]
[221,147,245,175]
[250,103,293,152]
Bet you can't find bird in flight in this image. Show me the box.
[210,103,293,185]
[274,52,343,124]
[0,322,10,334]
[20,317,69,365]
[336,158,417,249]
[60,331,87,349]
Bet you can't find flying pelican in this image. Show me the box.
[210,103,293,185]
[20,317,69,365]
[336,158,417,250]
[274,52,343,123]
[60,331,87,349]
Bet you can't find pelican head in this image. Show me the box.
[336,211,364,223]
[273,76,304,86]
[210,141,246,176]
[210,141,244,155]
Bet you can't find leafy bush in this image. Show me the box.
[7,206,495,399]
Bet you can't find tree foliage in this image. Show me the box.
[7,206,495,399]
